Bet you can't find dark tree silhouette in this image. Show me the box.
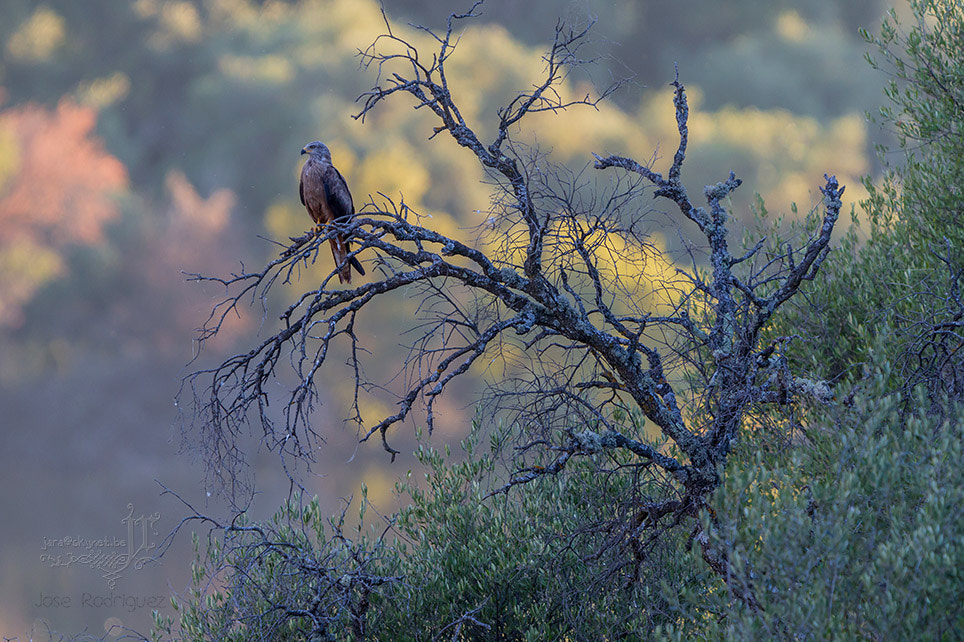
[181,3,841,609]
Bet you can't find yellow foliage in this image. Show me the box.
[357,464,399,509]
[160,1,203,43]
[272,0,390,70]
[638,86,706,158]
[75,72,132,109]
[325,142,357,182]
[6,6,67,62]
[826,113,869,176]
[691,105,819,160]
[776,10,810,43]
[684,96,869,214]
[0,241,64,327]
[316,0,390,51]
[264,202,349,293]
[132,0,159,19]
[445,24,546,128]
[429,144,491,221]
[572,227,684,316]
[528,100,654,164]
[265,201,305,239]
[356,141,431,207]
[208,0,257,18]
[637,236,690,313]
[142,0,204,48]
[771,172,815,211]
[0,125,20,193]
[218,54,295,84]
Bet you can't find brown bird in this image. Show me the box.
[299,141,365,283]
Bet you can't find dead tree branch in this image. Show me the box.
[182,7,842,610]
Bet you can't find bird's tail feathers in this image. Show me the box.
[329,237,351,284]
[329,237,365,283]
[349,255,365,276]
[344,240,365,277]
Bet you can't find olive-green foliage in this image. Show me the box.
[154,495,395,642]
[863,0,964,242]
[781,0,964,389]
[381,427,691,640]
[161,423,696,640]
[659,374,964,641]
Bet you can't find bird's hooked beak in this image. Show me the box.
[301,147,308,155]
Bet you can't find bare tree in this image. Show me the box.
[182,3,841,609]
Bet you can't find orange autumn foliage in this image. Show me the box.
[0,98,128,246]
[0,98,128,326]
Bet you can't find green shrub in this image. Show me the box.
[660,371,964,640]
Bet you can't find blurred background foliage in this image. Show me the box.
[0,0,901,636]
[0,0,892,346]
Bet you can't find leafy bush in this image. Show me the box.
[660,374,964,640]
[159,421,698,640]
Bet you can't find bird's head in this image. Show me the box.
[301,141,331,161]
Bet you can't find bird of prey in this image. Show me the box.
[299,141,365,284]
